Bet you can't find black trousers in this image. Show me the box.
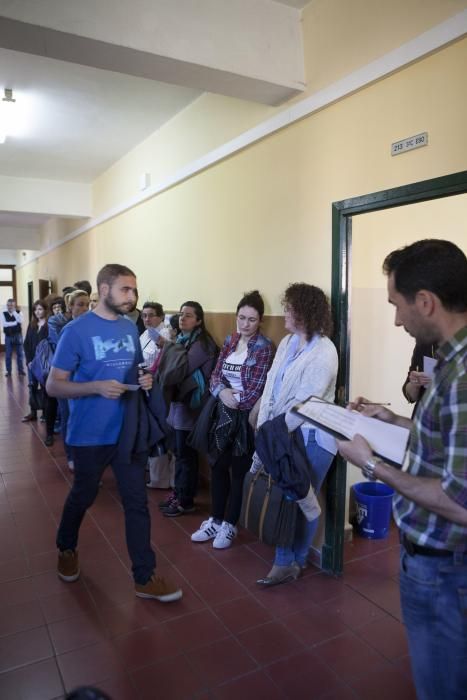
[211,450,252,525]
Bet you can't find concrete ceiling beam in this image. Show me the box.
[0,0,305,105]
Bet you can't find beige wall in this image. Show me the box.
[301,0,467,95]
[90,0,467,219]
[346,194,467,512]
[17,35,467,312]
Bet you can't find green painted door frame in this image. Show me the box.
[322,170,467,575]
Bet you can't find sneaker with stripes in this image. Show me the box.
[213,521,237,549]
[191,517,221,542]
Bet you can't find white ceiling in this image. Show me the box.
[0,0,310,250]
[0,212,52,227]
[274,0,310,6]
[0,48,202,183]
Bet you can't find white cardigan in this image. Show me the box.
[257,333,338,435]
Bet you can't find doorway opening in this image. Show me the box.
[323,170,467,575]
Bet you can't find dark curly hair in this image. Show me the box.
[282,283,333,340]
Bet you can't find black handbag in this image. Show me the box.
[239,469,298,548]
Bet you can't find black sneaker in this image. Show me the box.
[44,435,54,447]
[162,499,195,517]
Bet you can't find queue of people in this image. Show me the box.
[4,240,467,700]
[6,268,338,601]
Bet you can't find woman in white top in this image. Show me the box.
[139,302,172,369]
[255,283,338,587]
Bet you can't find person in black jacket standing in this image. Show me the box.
[1,298,26,377]
[22,300,49,422]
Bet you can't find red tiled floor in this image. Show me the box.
[48,612,108,655]
[186,636,257,687]
[313,631,392,682]
[349,665,417,700]
[0,368,417,699]
[281,601,348,646]
[132,653,206,699]
[0,599,45,638]
[95,674,140,700]
[0,625,54,674]
[57,640,123,692]
[213,595,273,634]
[355,614,409,660]
[163,608,230,652]
[265,648,345,699]
[213,669,284,700]
[356,578,403,621]
[0,658,64,700]
[237,620,304,665]
[113,624,181,672]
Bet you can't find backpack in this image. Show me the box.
[30,338,55,386]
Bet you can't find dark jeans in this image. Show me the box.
[173,429,198,507]
[211,450,252,525]
[400,548,467,700]
[58,398,72,461]
[5,335,24,374]
[44,394,58,437]
[56,444,156,585]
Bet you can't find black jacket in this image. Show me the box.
[24,323,48,364]
[255,414,310,500]
[116,379,169,464]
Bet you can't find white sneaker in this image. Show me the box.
[191,517,221,543]
[213,521,237,549]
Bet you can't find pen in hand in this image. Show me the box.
[360,402,391,406]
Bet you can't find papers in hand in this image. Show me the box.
[125,384,141,391]
[423,355,436,378]
[293,396,410,465]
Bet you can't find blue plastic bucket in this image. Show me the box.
[352,482,395,539]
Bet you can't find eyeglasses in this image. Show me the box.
[142,313,157,319]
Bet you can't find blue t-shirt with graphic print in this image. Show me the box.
[52,311,142,446]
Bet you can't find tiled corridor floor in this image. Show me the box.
[0,368,416,699]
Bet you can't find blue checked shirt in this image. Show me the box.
[394,325,467,551]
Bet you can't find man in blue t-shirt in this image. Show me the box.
[47,263,182,603]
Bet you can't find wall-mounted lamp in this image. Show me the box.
[0,88,17,144]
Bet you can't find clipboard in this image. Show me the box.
[292,395,409,466]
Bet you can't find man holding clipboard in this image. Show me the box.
[337,239,467,700]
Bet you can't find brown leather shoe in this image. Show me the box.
[57,550,80,582]
[21,413,37,422]
[135,575,182,603]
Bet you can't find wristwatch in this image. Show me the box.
[363,456,383,481]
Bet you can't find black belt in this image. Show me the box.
[401,534,454,558]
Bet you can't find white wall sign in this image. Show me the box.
[391,132,428,156]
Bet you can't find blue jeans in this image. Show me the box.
[275,431,334,567]
[56,444,156,585]
[400,548,467,700]
[5,334,24,374]
[174,429,199,507]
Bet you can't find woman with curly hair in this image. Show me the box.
[254,283,338,586]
